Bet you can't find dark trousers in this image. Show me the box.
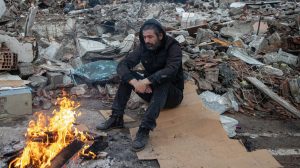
[111,72,183,130]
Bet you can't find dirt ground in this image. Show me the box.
[0,96,299,168]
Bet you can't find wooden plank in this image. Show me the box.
[49,140,84,168]
[246,77,300,118]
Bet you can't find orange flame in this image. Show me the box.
[9,97,95,168]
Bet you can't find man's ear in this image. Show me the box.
[159,33,163,40]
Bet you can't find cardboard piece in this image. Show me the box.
[99,110,135,123]
[130,82,281,168]
[130,127,158,160]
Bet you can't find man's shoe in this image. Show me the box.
[96,115,124,131]
[132,126,150,152]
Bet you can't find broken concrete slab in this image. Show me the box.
[46,72,64,88]
[18,63,35,78]
[0,35,34,63]
[227,46,264,65]
[40,41,62,59]
[252,32,281,54]
[119,34,135,54]
[77,38,107,57]
[220,22,253,38]
[0,0,6,18]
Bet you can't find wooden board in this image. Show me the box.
[130,82,281,168]
[247,77,300,118]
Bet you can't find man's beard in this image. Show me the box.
[145,41,161,51]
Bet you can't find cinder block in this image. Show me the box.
[46,72,64,88]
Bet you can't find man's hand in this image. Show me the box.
[129,78,152,93]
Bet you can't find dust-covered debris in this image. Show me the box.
[0,0,300,167]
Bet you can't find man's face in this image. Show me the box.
[143,29,163,51]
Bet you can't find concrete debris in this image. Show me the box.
[18,63,35,78]
[24,6,38,36]
[0,0,6,18]
[105,84,118,97]
[220,22,253,38]
[260,65,283,77]
[28,75,48,88]
[227,47,264,65]
[229,2,246,16]
[70,84,88,96]
[264,49,299,67]
[46,72,64,89]
[205,68,219,83]
[32,21,65,38]
[40,60,74,74]
[289,78,300,103]
[255,32,281,54]
[40,41,62,59]
[0,35,34,63]
[64,18,76,34]
[180,12,208,28]
[41,97,52,110]
[196,28,214,44]
[119,34,135,54]
[77,38,107,57]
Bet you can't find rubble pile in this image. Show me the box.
[0,0,299,118]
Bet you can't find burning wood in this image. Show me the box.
[8,97,98,168]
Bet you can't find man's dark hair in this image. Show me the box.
[142,24,163,37]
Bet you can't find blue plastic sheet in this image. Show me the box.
[73,60,118,84]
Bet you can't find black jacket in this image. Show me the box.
[117,19,184,91]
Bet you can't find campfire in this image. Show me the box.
[9,96,97,168]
